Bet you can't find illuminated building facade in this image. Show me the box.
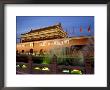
[17,23,94,57]
[16,23,94,74]
[20,23,67,43]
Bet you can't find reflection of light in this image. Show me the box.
[34,67,40,70]
[22,65,27,68]
[42,67,49,71]
[62,70,69,73]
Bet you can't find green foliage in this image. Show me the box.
[57,57,84,66]
[42,56,51,64]
[32,56,43,64]
[32,55,51,64]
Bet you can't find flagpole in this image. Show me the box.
[88,25,91,36]
[80,25,82,37]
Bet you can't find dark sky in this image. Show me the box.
[16,16,94,42]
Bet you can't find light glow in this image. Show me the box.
[16,64,20,68]
[30,42,33,47]
[71,69,82,74]
[34,67,40,70]
[62,70,69,73]
[42,67,49,71]
[22,65,27,68]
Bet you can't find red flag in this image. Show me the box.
[88,25,91,32]
[80,26,82,32]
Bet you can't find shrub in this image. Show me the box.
[32,56,43,64]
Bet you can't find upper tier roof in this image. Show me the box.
[21,23,63,35]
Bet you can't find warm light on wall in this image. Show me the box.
[40,42,46,46]
[38,39,70,46]
[53,40,69,45]
[30,42,33,47]
[22,44,25,47]
[47,42,50,45]
[64,40,69,44]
